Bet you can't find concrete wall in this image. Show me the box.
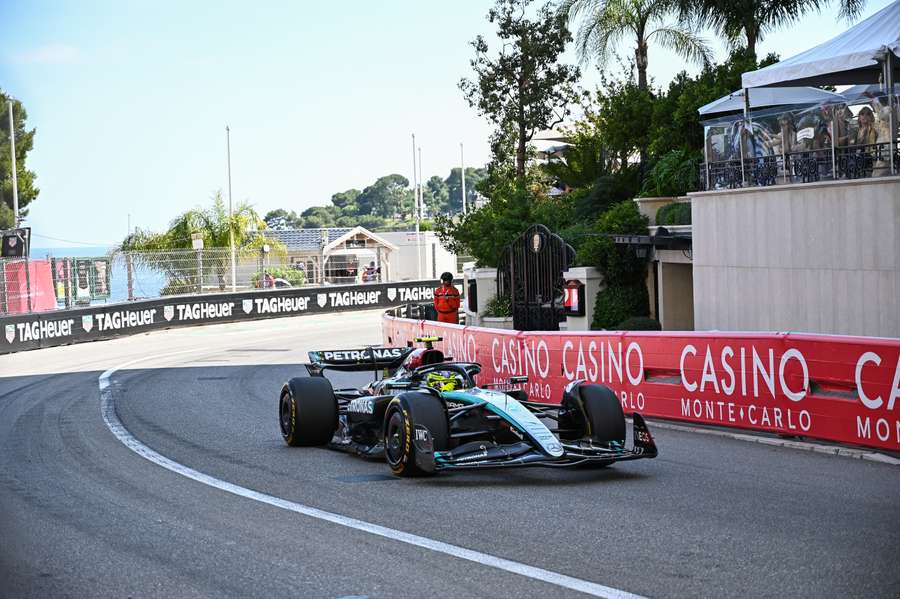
[563,266,603,331]
[690,176,900,337]
[462,266,499,328]
[658,261,694,331]
[379,231,458,282]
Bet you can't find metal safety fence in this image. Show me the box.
[0,246,420,316]
[0,248,308,315]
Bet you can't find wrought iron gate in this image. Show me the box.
[498,224,575,331]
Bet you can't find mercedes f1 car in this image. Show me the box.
[278,337,657,476]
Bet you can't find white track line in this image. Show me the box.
[99,351,648,599]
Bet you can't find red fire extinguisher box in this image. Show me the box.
[563,279,585,316]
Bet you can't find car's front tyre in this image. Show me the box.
[383,392,449,477]
[559,382,626,444]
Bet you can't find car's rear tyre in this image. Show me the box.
[383,392,449,477]
[279,377,338,446]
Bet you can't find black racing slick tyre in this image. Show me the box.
[580,384,626,444]
[560,382,626,444]
[279,377,338,446]
[383,392,449,477]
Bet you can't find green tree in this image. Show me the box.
[300,205,339,227]
[119,192,282,292]
[263,208,302,229]
[423,175,450,216]
[560,0,712,90]
[445,167,487,213]
[330,189,361,213]
[541,124,613,190]
[678,0,865,57]
[461,0,582,181]
[577,200,652,329]
[648,48,778,158]
[436,184,535,267]
[0,91,39,228]
[356,174,413,218]
[589,72,656,166]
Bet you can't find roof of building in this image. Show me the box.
[324,226,397,252]
[263,226,397,252]
[263,227,353,251]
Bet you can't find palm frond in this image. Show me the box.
[648,24,713,66]
[575,0,632,65]
[837,0,866,21]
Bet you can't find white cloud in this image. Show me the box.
[15,44,82,65]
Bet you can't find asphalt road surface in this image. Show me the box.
[1,310,897,599]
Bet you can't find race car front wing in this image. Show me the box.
[413,413,658,473]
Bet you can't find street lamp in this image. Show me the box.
[226,126,236,292]
[460,142,466,215]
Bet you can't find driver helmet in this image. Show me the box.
[426,371,462,392]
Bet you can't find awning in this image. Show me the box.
[698,87,844,116]
[840,82,900,100]
[742,1,900,88]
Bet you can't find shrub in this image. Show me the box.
[482,294,511,318]
[616,316,661,331]
[251,267,306,287]
[655,201,691,226]
[578,201,650,286]
[591,284,650,330]
[639,149,701,198]
[572,169,642,223]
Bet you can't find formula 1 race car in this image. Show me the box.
[278,337,657,476]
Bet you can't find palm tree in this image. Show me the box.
[559,0,713,90]
[119,191,285,292]
[677,0,867,58]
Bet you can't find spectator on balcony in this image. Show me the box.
[852,106,878,146]
[831,104,853,147]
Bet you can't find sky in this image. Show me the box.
[1,0,894,248]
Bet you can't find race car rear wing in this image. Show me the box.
[306,347,414,373]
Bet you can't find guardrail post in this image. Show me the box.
[25,257,32,313]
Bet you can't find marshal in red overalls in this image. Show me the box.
[433,273,460,324]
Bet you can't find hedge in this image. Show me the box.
[655,201,691,226]
[591,284,650,330]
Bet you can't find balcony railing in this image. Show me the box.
[699,142,899,191]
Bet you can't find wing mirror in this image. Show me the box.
[509,375,528,384]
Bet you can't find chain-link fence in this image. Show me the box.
[1,240,460,315]
[0,249,306,315]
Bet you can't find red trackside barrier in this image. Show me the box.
[383,314,900,452]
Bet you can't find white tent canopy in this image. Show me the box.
[742,1,900,88]
[840,82,900,100]
[698,87,844,116]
